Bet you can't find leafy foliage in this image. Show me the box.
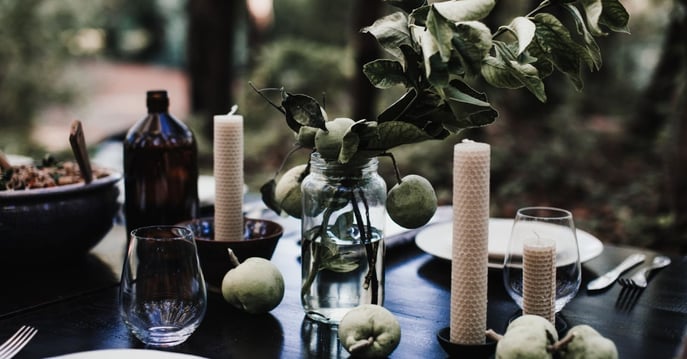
[363,0,629,134]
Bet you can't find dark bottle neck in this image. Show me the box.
[146,90,169,113]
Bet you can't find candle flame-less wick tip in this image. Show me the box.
[228,104,239,116]
[461,139,475,144]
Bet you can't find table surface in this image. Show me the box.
[1,213,687,359]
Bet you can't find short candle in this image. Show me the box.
[450,139,490,345]
[213,113,244,242]
[522,237,556,323]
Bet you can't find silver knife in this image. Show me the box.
[587,253,646,291]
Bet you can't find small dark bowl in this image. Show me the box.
[437,327,497,358]
[181,216,283,290]
[0,172,122,263]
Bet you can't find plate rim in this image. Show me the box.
[415,218,604,268]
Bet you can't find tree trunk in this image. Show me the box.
[627,0,687,150]
[669,82,687,252]
[350,0,383,122]
[187,0,246,139]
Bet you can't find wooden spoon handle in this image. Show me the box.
[69,120,93,184]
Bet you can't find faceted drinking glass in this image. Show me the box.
[120,226,207,347]
[502,207,581,313]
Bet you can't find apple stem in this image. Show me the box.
[548,332,576,353]
[485,329,503,342]
[380,152,403,184]
[348,336,374,353]
[226,248,241,268]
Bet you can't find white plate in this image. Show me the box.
[415,219,603,268]
[49,349,206,359]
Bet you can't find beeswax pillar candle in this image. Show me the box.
[213,114,244,242]
[523,238,556,323]
[451,140,490,344]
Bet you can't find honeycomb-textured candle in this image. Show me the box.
[213,114,244,242]
[451,140,490,344]
[523,238,556,323]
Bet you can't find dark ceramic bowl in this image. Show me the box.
[181,216,283,290]
[0,172,122,263]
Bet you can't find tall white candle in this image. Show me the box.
[450,139,490,344]
[523,237,556,323]
[213,113,244,242]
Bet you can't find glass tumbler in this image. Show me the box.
[502,207,582,314]
[120,226,207,347]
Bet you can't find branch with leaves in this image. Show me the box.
[363,0,629,140]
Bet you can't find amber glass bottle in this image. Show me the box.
[123,90,199,234]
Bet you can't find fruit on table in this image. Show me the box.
[495,314,558,359]
[338,304,401,358]
[559,325,618,359]
[274,164,307,218]
[221,256,285,314]
[296,126,318,149]
[314,117,355,161]
[386,174,437,229]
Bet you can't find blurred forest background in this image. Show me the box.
[1,0,686,254]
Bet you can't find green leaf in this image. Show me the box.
[564,3,602,70]
[399,44,422,85]
[451,21,493,76]
[532,13,588,90]
[365,120,433,151]
[426,6,455,62]
[282,93,327,131]
[432,0,496,22]
[599,0,630,34]
[362,11,412,61]
[332,212,355,240]
[481,41,546,101]
[501,16,536,56]
[419,29,449,87]
[339,121,364,164]
[363,59,409,89]
[442,80,498,132]
[384,0,427,14]
[378,88,418,123]
[320,251,359,273]
[580,0,605,36]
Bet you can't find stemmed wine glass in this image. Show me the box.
[502,207,581,318]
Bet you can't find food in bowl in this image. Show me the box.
[1,156,110,190]
[0,157,121,263]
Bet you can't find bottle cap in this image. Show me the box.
[146,90,169,112]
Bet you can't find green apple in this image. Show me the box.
[221,257,285,314]
[338,304,401,358]
[386,174,437,229]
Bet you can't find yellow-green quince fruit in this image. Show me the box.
[338,304,401,358]
[386,174,437,229]
[274,164,307,218]
[561,325,618,359]
[221,257,285,314]
[496,314,558,359]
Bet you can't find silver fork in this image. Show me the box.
[0,326,38,359]
[619,255,672,288]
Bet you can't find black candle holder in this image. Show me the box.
[436,327,497,358]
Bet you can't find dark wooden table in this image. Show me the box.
[1,215,686,358]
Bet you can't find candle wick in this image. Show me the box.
[227,104,239,116]
[461,139,475,144]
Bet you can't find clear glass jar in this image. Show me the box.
[300,152,387,324]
